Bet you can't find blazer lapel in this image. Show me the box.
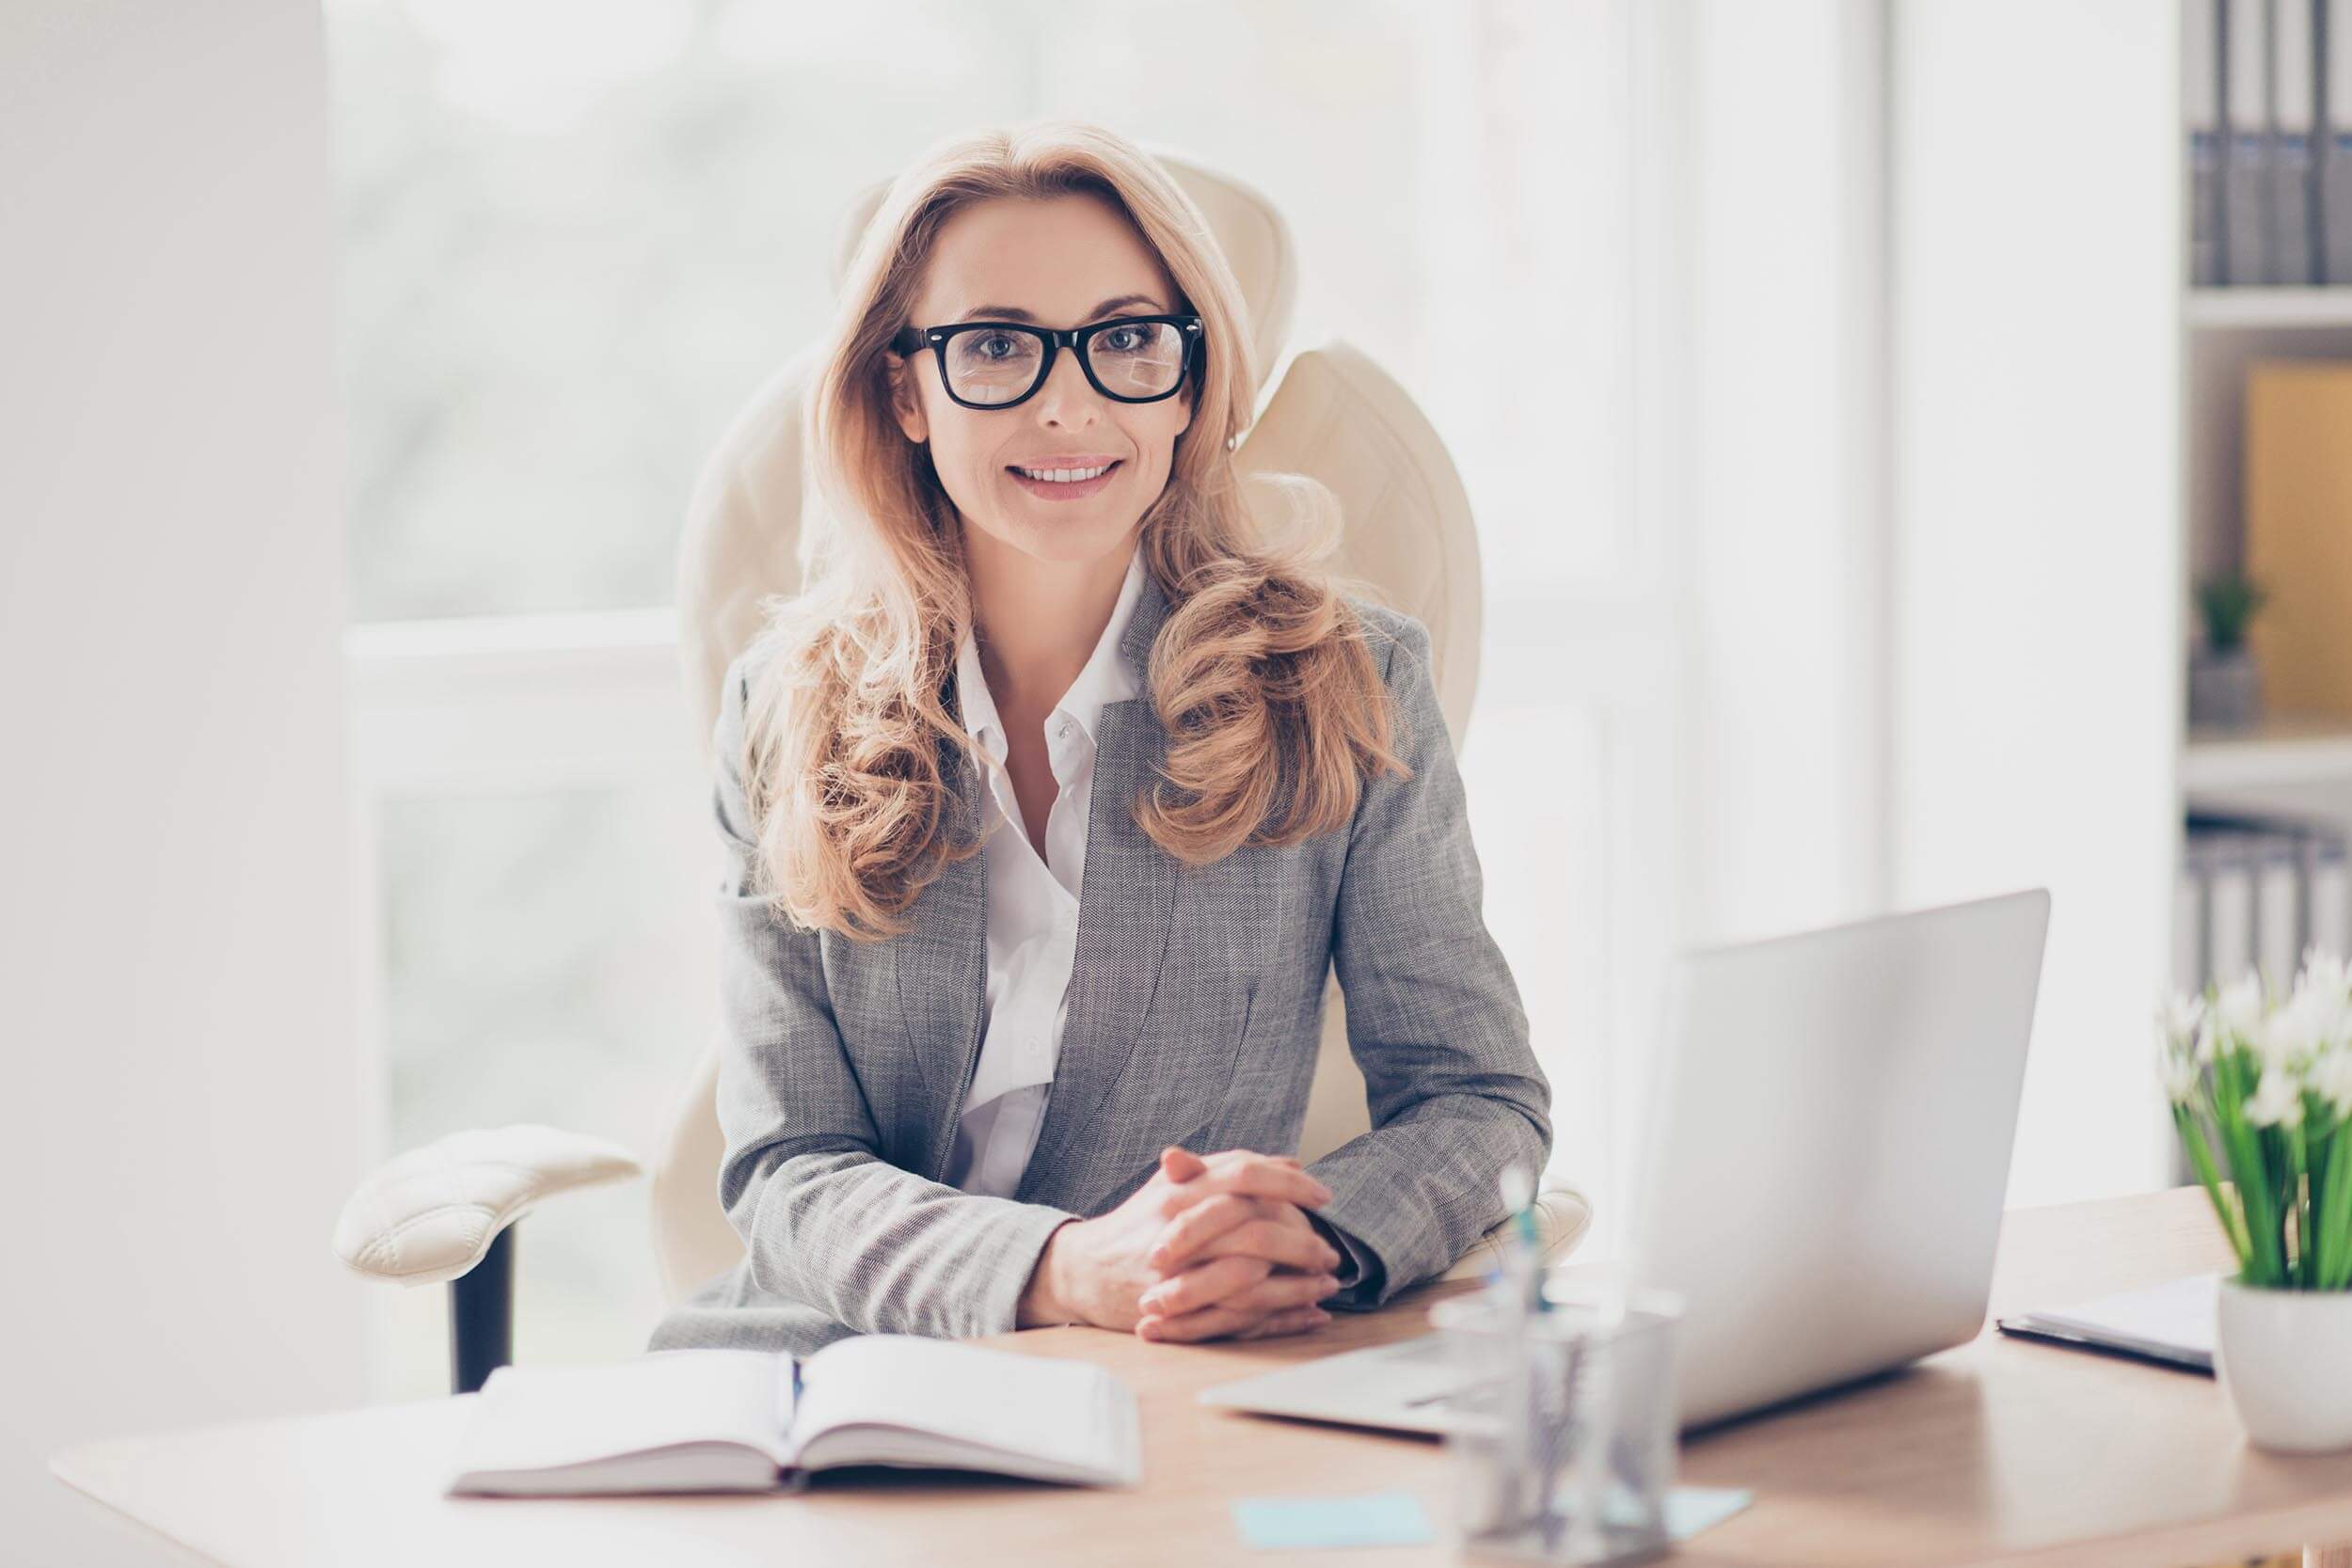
[892,560,1182,1198]
[1015,566,1179,1202]
[895,701,990,1175]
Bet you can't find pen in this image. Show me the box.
[1495,1165,1547,1537]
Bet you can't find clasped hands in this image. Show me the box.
[1016,1146,1345,1342]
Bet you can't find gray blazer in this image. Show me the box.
[647,570,1551,1357]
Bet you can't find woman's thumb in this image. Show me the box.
[1159,1145,1207,1181]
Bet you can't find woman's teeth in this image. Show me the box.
[1014,464,1113,483]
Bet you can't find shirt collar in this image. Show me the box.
[954,543,1147,759]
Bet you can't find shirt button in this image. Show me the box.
[1057,719,1073,737]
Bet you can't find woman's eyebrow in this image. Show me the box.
[959,293,1165,324]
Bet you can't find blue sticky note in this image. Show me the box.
[1596,1481,1756,1540]
[1232,1490,1437,1550]
[1663,1484,1754,1539]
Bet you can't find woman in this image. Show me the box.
[648,121,1549,1358]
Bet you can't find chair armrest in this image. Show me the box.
[332,1124,643,1287]
[1438,1178,1595,1284]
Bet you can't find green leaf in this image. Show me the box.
[2176,1101,2250,1265]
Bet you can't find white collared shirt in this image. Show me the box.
[942,544,1149,1199]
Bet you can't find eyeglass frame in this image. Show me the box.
[889,313,1205,411]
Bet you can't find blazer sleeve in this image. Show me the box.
[1302,609,1555,1308]
[705,651,1077,1339]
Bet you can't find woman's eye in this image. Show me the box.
[972,332,1021,359]
[1098,325,1146,355]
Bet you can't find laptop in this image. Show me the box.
[1197,887,2052,1436]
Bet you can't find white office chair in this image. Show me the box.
[333,146,1593,1393]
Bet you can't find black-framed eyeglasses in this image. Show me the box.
[890,313,1203,410]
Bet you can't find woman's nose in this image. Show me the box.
[1029,343,1102,424]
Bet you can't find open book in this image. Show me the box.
[446,1335,1142,1496]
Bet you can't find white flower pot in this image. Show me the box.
[2215,1276,2352,1452]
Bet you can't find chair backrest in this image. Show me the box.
[651,147,1485,1305]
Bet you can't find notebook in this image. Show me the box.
[1994,1272,2221,1373]
[445,1335,1142,1496]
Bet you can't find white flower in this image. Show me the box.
[2257,990,2321,1070]
[2301,947,2352,1007]
[2256,972,2352,1072]
[2312,1050,2352,1119]
[2245,1066,2307,1129]
[2299,949,2352,1053]
[2157,990,2205,1053]
[2153,990,2208,1102]
[2215,973,2265,1045]
[2159,1048,2202,1104]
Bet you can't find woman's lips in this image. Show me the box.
[1007,460,1122,500]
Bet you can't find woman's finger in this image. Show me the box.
[1139,1278,1338,1342]
[1158,1158,1331,1218]
[1233,1306,1332,1340]
[1147,1193,1275,1273]
[1150,1215,1338,1278]
[1136,1254,1275,1318]
[1136,1302,1259,1342]
[1204,1270,1341,1316]
[1203,1149,1305,1171]
[1143,1269,1336,1335]
[1158,1146,1210,1184]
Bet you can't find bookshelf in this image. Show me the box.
[2176,25,2352,807]
[2185,286,2352,327]
[2169,1,2352,1180]
[2185,715,2352,791]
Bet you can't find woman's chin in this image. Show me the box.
[978,514,1139,565]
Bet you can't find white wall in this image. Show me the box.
[1684,0,1892,944]
[1888,0,2182,1205]
[0,1,369,1560]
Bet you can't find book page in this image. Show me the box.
[787,1334,1125,1479]
[450,1348,793,1486]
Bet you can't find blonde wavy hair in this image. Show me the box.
[739,120,1410,941]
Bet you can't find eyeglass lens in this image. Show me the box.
[944,321,1187,405]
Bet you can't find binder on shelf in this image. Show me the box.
[2255,828,2305,988]
[2182,812,2352,996]
[2192,0,2229,284]
[2312,832,2352,957]
[2274,0,2321,283]
[2226,0,2276,283]
[2245,361,2352,718]
[2328,0,2352,279]
[2199,826,2260,985]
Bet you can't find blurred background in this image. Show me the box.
[15,0,2299,1559]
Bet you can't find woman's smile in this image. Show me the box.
[1008,457,1123,500]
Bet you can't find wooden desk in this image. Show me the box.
[48,1187,2352,1566]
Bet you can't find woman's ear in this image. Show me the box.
[884,352,929,446]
